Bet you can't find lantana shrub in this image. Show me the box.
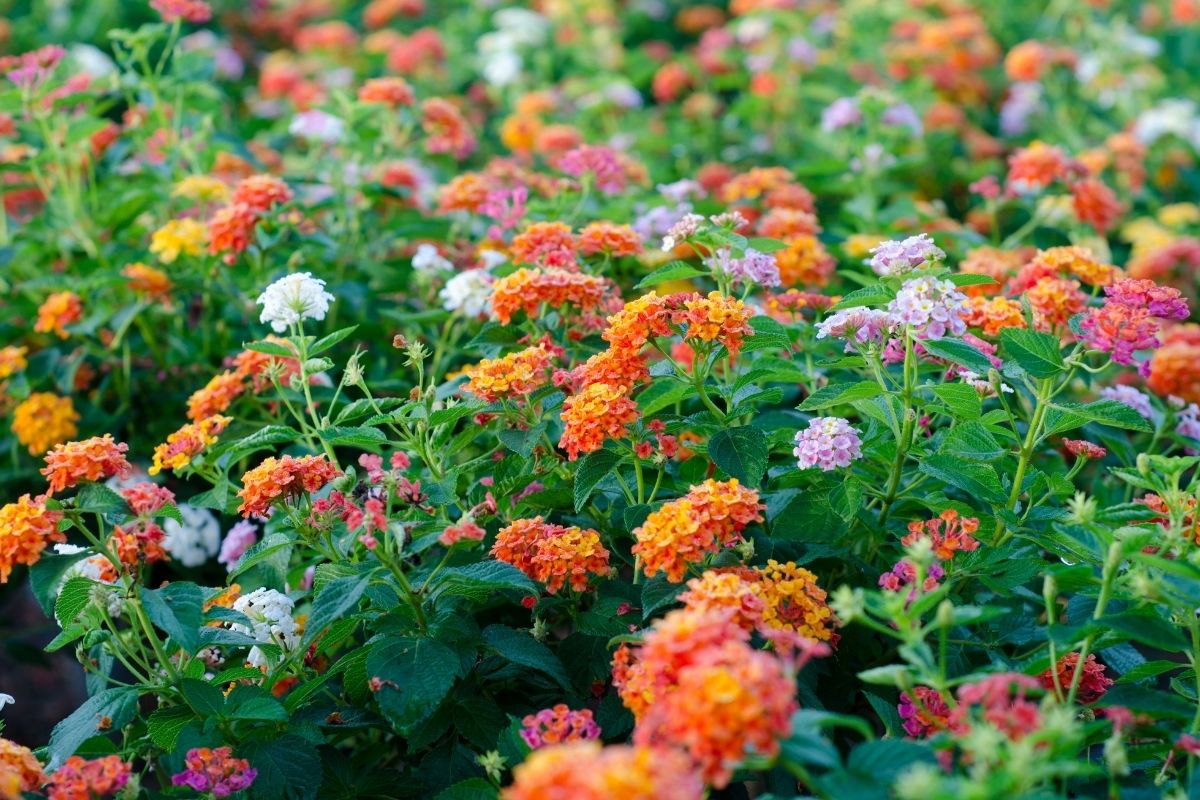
[0,2,1200,799]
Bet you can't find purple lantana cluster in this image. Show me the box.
[888,276,970,339]
[815,307,896,352]
[714,247,781,287]
[793,417,864,471]
[868,233,945,277]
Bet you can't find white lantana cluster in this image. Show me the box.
[231,587,299,669]
[440,269,494,317]
[257,272,336,333]
[163,504,221,568]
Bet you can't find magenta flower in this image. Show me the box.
[793,417,863,471]
[1103,278,1189,320]
[217,520,257,569]
[559,145,626,195]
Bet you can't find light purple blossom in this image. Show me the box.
[793,417,864,471]
[633,203,693,241]
[881,103,923,135]
[815,308,896,352]
[821,97,862,133]
[868,233,945,277]
[714,248,781,288]
[661,212,705,251]
[786,37,818,66]
[887,276,970,339]
[288,110,345,144]
[1000,82,1044,136]
[1099,385,1153,419]
[218,521,258,569]
[1177,403,1200,442]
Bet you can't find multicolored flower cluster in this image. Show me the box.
[492,517,611,593]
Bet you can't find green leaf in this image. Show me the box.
[320,425,387,449]
[30,550,93,615]
[242,735,321,800]
[708,426,769,486]
[180,678,226,717]
[918,455,1006,503]
[309,325,359,355]
[224,426,302,462]
[633,260,706,289]
[73,483,128,513]
[1104,612,1189,652]
[846,739,937,781]
[746,237,788,253]
[243,339,296,358]
[799,381,882,411]
[141,582,205,654]
[928,383,982,420]
[435,778,498,800]
[367,636,461,734]
[433,561,537,603]
[948,273,998,288]
[642,577,685,621]
[1043,400,1154,435]
[226,685,288,721]
[574,449,621,511]
[55,577,94,627]
[827,285,893,312]
[146,705,195,751]
[1000,328,1065,378]
[303,574,369,645]
[741,315,791,353]
[482,624,572,691]
[498,423,546,458]
[919,338,994,374]
[940,422,1005,461]
[429,401,486,428]
[230,533,294,581]
[47,687,140,768]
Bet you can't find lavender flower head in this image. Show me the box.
[881,102,923,136]
[794,417,864,471]
[1099,385,1153,419]
[887,276,970,339]
[821,96,862,133]
[218,520,258,569]
[714,248,781,288]
[1177,402,1200,444]
[868,233,945,277]
[661,212,704,252]
[815,307,896,352]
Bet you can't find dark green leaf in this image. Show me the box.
[708,426,769,486]
[1000,328,1065,378]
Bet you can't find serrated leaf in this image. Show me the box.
[799,381,882,411]
[141,582,205,654]
[482,624,572,691]
[55,577,94,627]
[243,735,321,800]
[146,705,195,751]
[928,383,982,420]
[1043,400,1154,435]
[320,425,387,449]
[633,260,706,289]
[708,426,769,486]
[741,315,791,352]
[309,325,358,355]
[827,285,893,312]
[433,561,537,603]
[920,337,994,373]
[918,454,1006,503]
[1000,328,1065,378]
[47,687,140,768]
[941,421,1005,461]
[367,636,460,734]
[574,449,621,511]
[303,574,369,645]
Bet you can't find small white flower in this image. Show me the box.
[412,243,453,273]
[479,249,508,269]
[0,693,14,712]
[231,588,299,668]
[163,504,221,568]
[440,269,494,318]
[257,272,336,333]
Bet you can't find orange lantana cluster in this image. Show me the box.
[491,268,610,325]
[149,414,232,475]
[463,345,554,402]
[632,479,763,583]
[33,291,83,340]
[558,383,639,460]
[501,742,702,800]
[611,607,801,787]
[41,434,132,495]
[491,516,611,593]
[0,493,64,583]
[237,454,341,517]
[0,738,47,798]
[679,562,836,642]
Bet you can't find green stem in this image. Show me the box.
[995,377,1054,547]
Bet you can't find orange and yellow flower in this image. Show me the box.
[237,454,341,517]
[0,346,28,380]
[491,517,611,593]
[964,296,1027,337]
[0,494,65,583]
[578,221,643,257]
[150,217,207,263]
[632,479,763,583]
[755,560,835,641]
[34,291,83,339]
[186,370,245,422]
[491,268,609,325]
[41,435,132,495]
[149,415,232,475]
[775,236,835,287]
[558,382,639,460]
[0,737,46,798]
[678,291,754,357]
[11,392,78,455]
[502,742,701,800]
[463,345,554,402]
[122,262,173,304]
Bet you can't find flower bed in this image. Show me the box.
[1,1,1200,799]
